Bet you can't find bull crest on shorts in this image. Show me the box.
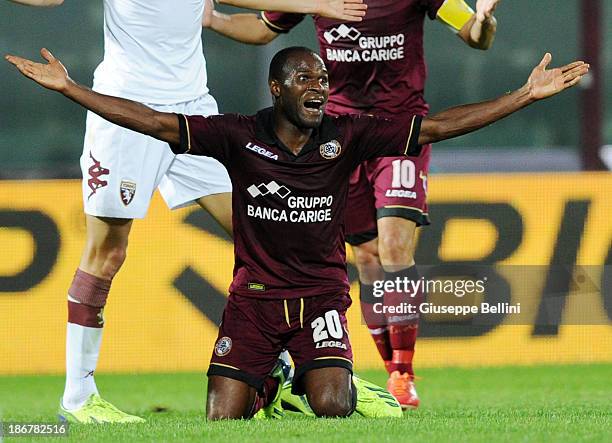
[319,140,341,159]
[214,336,232,356]
[120,180,136,206]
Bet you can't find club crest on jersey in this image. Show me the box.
[120,180,136,206]
[320,140,341,159]
[214,336,232,357]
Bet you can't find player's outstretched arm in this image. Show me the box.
[5,49,179,145]
[7,0,64,6]
[419,54,589,145]
[203,0,278,45]
[218,0,366,22]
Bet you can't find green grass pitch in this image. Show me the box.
[1,364,610,442]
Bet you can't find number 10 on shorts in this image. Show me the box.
[391,159,416,188]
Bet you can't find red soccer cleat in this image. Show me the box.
[386,370,419,410]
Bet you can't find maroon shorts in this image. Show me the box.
[207,293,353,395]
[345,145,431,245]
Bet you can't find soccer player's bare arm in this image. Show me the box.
[418,54,588,145]
[217,0,366,22]
[6,0,63,6]
[436,0,498,50]
[203,1,278,45]
[5,49,180,145]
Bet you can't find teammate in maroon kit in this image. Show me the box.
[6,45,587,418]
[203,0,501,408]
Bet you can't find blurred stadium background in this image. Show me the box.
[0,0,611,382]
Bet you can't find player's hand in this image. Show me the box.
[5,48,72,93]
[475,0,500,23]
[527,53,589,101]
[203,0,214,28]
[315,0,367,22]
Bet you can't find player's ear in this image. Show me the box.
[269,79,281,98]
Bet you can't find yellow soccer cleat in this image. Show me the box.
[58,394,145,424]
[353,374,403,418]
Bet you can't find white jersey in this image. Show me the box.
[93,0,208,104]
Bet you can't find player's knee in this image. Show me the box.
[101,246,127,278]
[206,406,244,421]
[352,240,383,283]
[378,228,415,266]
[308,389,353,418]
[82,243,128,280]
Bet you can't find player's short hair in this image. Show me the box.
[268,46,320,83]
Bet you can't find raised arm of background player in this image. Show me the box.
[203,0,497,49]
[6,49,587,149]
[5,0,367,22]
[220,1,367,22]
[6,0,63,6]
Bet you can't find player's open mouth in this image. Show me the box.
[302,98,325,115]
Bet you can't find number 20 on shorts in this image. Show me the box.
[311,310,344,342]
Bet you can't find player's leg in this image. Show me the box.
[207,376,262,420]
[350,239,392,369]
[345,166,394,370]
[377,217,421,409]
[369,150,431,409]
[158,94,232,232]
[61,215,131,411]
[206,295,286,420]
[287,294,357,418]
[302,367,355,417]
[60,110,176,423]
[196,192,233,236]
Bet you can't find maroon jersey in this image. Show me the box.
[171,109,422,299]
[262,0,445,118]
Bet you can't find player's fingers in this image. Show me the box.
[565,75,583,88]
[537,53,552,70]
[8,57,36,75]
[345,0,365,4]
[5,54,28,67]
[344,3,367,11]
[563,65,589,82]
[562,64,588,77]
[560,61,586,72]
[342,14,364,21]
[40,48,56,63]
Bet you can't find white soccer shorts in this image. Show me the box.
[80,94,231,219]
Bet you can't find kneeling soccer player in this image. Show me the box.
[6,45,587,419]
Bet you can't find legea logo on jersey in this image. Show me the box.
[323,24,361,44]
[247,181,291,199]
[244,142,279,160]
